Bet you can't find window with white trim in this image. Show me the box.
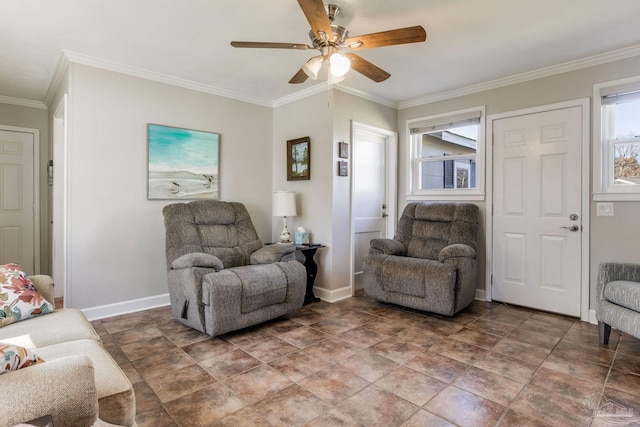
[407,107,485,200]
[594,77,640,201]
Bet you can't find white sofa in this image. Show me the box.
[0,276,135,427]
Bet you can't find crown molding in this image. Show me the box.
[62,50,274,108]
[272,81,397,109]
[336,85,398,109]
[43,52,70,108]
[399,43,640,109]
[0,95,46,109]
[271,82,330,108]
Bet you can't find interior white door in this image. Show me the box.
[492,106,582,316]
[0,129,35,274]
[352,126,390,291]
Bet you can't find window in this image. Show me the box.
[594,77,640,200]
[407,107,485,200]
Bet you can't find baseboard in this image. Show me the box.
[313,285,352,303]
[81,293,170,321]
[588,309,597,325]
[475,289,487,301]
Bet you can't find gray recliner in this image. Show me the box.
[596,262,640,344]
[163,200,306,336]
[363,202,479,316]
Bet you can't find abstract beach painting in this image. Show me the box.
[148,124,219,199]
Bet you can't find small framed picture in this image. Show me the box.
[338,160,348,176]
[287,137,311,181]
[338,141,349,159]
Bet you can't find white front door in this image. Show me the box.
[0,128,37,274]
[492,105,583,316]
[351,122,397,292]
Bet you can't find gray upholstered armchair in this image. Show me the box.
[596,262,640,344]
[163,200,306,336]
[363,202,479,316]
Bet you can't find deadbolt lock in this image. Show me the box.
[569,214,578,221]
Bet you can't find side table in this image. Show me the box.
[294,244,325,305]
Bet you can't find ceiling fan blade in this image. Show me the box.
[231,41,312,50]
[297,0,333,41]
[344,53,390,82]
[289,68,309,84]
[344,26,427,50]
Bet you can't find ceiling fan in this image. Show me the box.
[230,0,427,84]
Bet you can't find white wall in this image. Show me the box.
[273,89,396,299]
[273,92,334,291]
[331,91,397,296]
[66,64,273,310]
[399,55,640,311]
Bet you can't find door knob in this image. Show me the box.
[382,213,388,218]
[560,225,579,232]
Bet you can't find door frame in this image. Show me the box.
[350,121,398,295]
[0,124,40,274]
[485,98,590,321]
[52,95,68,304]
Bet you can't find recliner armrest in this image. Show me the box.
[369,239,406,256]
[250,244,295,264]
[171,253,224,271]
[438,244,476,262]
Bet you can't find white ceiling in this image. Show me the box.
[3,0,640,108]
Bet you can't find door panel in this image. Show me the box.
[353,131,387,291]
[0,129,35,273]
[493,106,582,316]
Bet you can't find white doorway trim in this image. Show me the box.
[52,95,68,305]
[0,124,40,274]
[485,98,590,322]
[350,121,398,295]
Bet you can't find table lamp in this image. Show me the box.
[273,191,297,243]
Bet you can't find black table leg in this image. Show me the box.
[301,247,321,305]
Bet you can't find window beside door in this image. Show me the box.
[407,106,485,200]
[594,76,640,201]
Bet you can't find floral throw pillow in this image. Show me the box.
[0,342,44,375]
[0,263,55,328]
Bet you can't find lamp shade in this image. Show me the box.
[329,52,351,77]
[273,191,297,217]
[302,56,323,80]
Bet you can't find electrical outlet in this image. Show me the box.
[596,202,614,216]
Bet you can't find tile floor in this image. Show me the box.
[91,292,640,427]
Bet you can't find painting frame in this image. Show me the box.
[287,136,311,181]
[338,160,348,176]
[338,141,349,159]
[147,123,220,200]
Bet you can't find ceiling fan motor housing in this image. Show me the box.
[309,24,348,49]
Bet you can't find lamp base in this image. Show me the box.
[279,227,292,243]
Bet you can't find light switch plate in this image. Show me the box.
[596,202,614,216]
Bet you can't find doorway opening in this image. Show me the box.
[350,121,397,295]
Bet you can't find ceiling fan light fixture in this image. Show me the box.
[329,52,350,77]
[302,56,324,80]
[328,73,345,84]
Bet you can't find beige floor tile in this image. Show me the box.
[375,366,446,406]
[223,364,293,404]
[146,364,216,403]
[452,366,524,405]
[339,385,419,427]
[164,382,246,427]
[425,385,505,427]
[298,366,369,406]
[253,384,333,425]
